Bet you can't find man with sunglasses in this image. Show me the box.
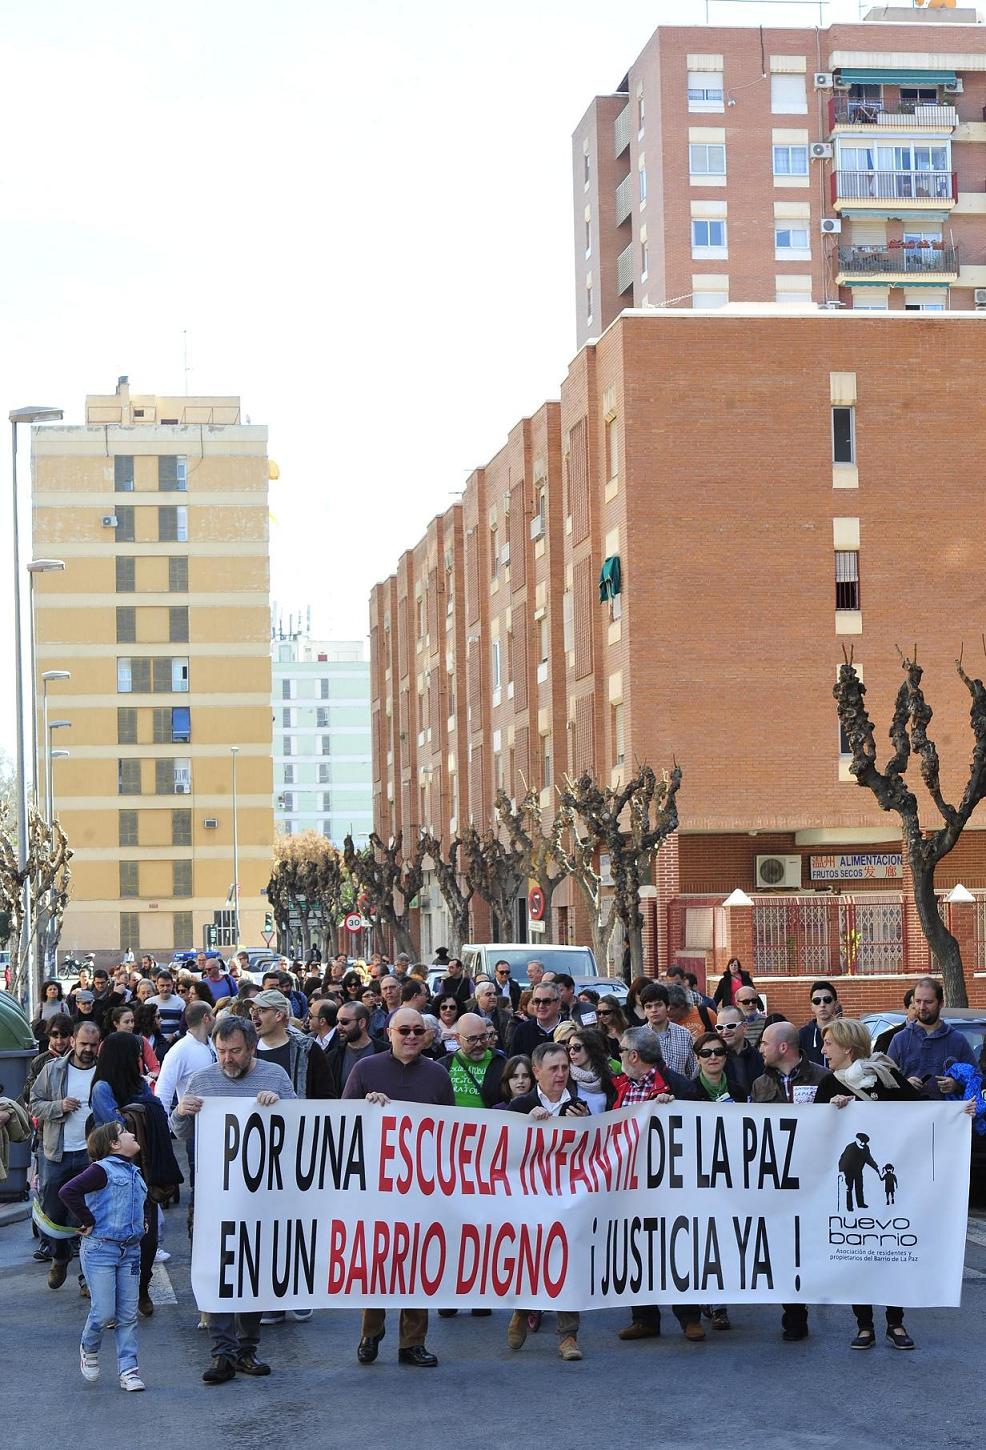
[493,959,521,1011]
[798,981,840,1065]
[343,1007,453,1369]
[510,984,563,1057]
[734,986,767,1051]
[714,1007,764,1102]
[440,1012,505,1108]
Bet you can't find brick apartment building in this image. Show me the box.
[575,6,986,346]
[370,308,986,1017]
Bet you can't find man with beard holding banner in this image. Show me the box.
[342,1006,453,1368]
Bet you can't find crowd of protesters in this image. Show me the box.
[19,946,979,1388]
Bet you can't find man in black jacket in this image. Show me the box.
[797,981,840,1065]
[510,982,563,1057]
[493,960,521,1011]
[322,1004,386,1097]
[715,1007,764,1102]
[440,1014,506,1107]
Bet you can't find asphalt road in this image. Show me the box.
[2,1206,984,1450]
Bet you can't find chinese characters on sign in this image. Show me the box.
[809,853,902,883]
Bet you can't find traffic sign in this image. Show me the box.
[344,912,364,934]
[528,885,545,922]
[261,929,274,946]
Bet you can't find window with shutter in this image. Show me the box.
[118,759,142,795]
[153,708,171,744]
[169,606,189,642]
[115,507,135,543]
[158,456,188,491]
[155,759,173,794]
[120,914,140,952]
[117,708,137,745]
[116,607,136,644]
[116,557,136,593]
[119,809,138,846]
[158,507,178,542]
[168,557,188,592]
[132,657,152,693]
[152,658,172,693]
[120,862,139,897]
[574,695,595,774]
[172,860,192,897]
[114,456,135,492]
[172,809,192,846]
[316,707,329,728]
[171,706,190,744]
[173,911,193,947]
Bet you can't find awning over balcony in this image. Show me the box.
[838,68,957,85]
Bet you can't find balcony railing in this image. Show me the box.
[614,103,631,158]
[837,243,958,276]
[617,241,634,294]
[831,169,956,204]
[615,173,633,224]
[828,97,957,129]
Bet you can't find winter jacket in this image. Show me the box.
[751,1053,828,1104]
[321,1038,388,1098]
[612,1064,698,1108]
[887,1019,977,1083]
[0,1097,30,1181]
[712,969,756,1009]
[30,1053,92,1163]
[723,1044,764,1104]
[276,1025,335,1099]
[439,1051,506,1108]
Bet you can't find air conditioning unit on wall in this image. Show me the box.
[810,142,833,160]
[821,217,842,235]
[813,72,833,89]
[755,854,802,889]
[975,288,986,307]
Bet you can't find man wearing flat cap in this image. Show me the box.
[249,989,334,1100]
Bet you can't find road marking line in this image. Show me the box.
[966,1221,986,1248]
[150,1262,176,1305]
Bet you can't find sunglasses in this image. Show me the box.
[531,997,557,1006]
[392,1026,426,1038]
[812,996,834,1006]
[698,1047,727,1059]
[597,1009,614,1018]
[716,1023,739,1031]
[48,1032,70,1039]
[737,998,757,1006]
[568,1043,585,1053]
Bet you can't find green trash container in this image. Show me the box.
[0,992,38,1201]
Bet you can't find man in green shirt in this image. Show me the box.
[440,1012,505,1108]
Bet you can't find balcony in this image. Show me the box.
[835,242,958,285]
[614,103,631,158]
[617,241,634,295]
[615,173,633,224]
[828,97,957,132]
[830,169,956,211]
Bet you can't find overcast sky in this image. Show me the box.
[0,0,864,761]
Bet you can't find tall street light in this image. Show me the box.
[46,721,72,822]
[48,748,70,821]
[28,564,66,802]
[41,671,71,819]
[230,746,240,948]
[11,404,63,1017]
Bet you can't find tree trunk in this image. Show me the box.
[910,848,968,1006]
[391,918,417,959]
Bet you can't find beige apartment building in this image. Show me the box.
[575,7,986,345]
[31,379,274,962]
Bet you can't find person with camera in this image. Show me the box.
[505,1040,588,1359]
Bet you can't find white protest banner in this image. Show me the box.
[191,1099,969,1313]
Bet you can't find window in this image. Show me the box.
[281,707,293,727]
[117,707,137,745]
[114,456,135,492]
[115,507,135,543]
[637,94,645,132]
[688,71,724,111]
[562,591,574,655]
[284,736,294,756]
[283,819,295,834]
[773,145,808,177]
[116,606,136,644]
[584,216,591,257]
[322,792,332,812]
[283,764,296,784]
[584,150,590,185]
[900,86,939,105]
[639,167,647,203]
[158,505,188,542]
[281,793,294,813]
[641,241,649,279]
[116,557,136,593]
[612,702,626,767]
[689,143,726,176]
[172,860,192,898]
[691,219,727,255]
[171,658,189,692]
[316,707,329,728]
[542,733,552,787]
[692,290,728,309]
[168,606,189,642]
[321,735,331,754]
[416,596,425,639]
[491,638,502,692]
[490,521,499,576]
[120,861,139,898]
[776,286,813,305]
[154,706,190,743]
[771,73,807,114]
[281,679,293,700]
[118,658,133,693]
[319,678,330,699]
[173,911,193,948]
[832,406,855,464]
[168,557,188,593]
[539,615,550,665]
[158,455,188,492]
[586,284,592,322]
[835,551,860,610]
[318,763,331,784]
[605,415,619,480]
[172,809,192,846]
[157,758,191,795]
[120,913,140,954]
[119,809,138,847]
[118,759,142,795]
[775,224,810,258]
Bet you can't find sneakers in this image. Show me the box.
[47,1261,67,1290]
[120,1370,145,1392]
[154,1248,171,1263]
[80,1346,99,1383]
[34,1243,53,1262]
[202,1356,237,1385]
[259,1311,285,1325]
[711,1309,731,1331]
[506,1312,528,1350]
[558,1337,583,1362]
[288,1309,313,1322]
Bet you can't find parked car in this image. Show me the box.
[460,943,598,985]
[862,1008,986,1200]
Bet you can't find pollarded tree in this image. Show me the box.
[0,801,73,1003]
[420,827,484,957]
[267,831,348,959]
[343,831,426,959]
[471,824,528,941]
[834,650,986,1007]
[494,786,571,941]
[559,764,682,980]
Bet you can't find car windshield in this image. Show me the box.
[491,948,596,976]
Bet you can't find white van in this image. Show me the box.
[460,942,598,987]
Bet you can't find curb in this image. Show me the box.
[0,1200,30,1227]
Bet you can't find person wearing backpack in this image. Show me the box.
[59,1121,148,1391]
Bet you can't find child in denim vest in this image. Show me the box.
[59,1121,147,1391]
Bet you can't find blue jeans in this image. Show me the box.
[40,1150,89,1262]
[80,1236,141,1374]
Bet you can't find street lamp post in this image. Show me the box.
[48,748,70,822]
[46,721,72,822]
[27,562,66,804]
[10,405,63,1017]
[231,746,240,948]
[40,669,70,819]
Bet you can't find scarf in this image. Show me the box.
[833,1052,900,1100]
[569,1062,603,1093]
[698,1072,730,1101]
